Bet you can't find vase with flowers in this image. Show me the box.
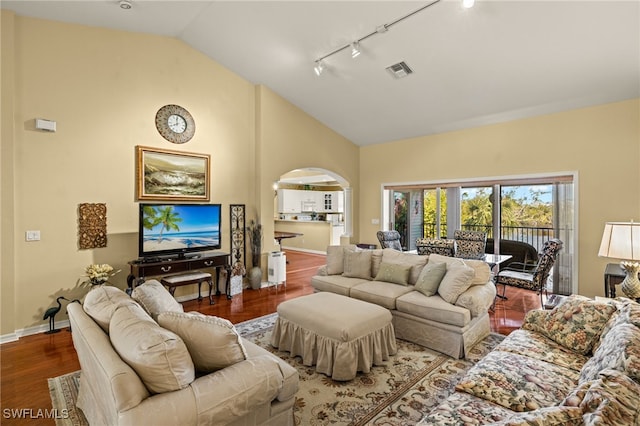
[83,263,120,287]
[246,219,263,289]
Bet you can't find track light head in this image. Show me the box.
[314,60,325,76]
[462,0,475,9]
[119,0,132,10]
[351,42,361,59]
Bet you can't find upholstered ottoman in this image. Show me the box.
[270,292,397,380]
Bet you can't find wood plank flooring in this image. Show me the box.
[0,250,541,425]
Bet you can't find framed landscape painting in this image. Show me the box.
[136,146,210,201]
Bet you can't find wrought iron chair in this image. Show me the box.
[376,230,403,251]
[494,239,563,307]
[454,230,487,260]
[415,238,456,256]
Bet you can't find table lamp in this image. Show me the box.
[598,221,640,299]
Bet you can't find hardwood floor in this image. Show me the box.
[0,250,541,425]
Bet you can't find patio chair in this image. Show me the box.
[453,230,487,260]
[494,238,563,307]
[376,230,403,251]
[415,238,455,256]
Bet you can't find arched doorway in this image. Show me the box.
[274,168,351,253]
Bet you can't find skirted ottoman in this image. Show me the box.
[270,292,397,380]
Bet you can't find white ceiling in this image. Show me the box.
[3,0,639,146]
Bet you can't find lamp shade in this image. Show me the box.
[598,222,640,261]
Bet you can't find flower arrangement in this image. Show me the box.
[231,262,246,277]
[83,264,120,286]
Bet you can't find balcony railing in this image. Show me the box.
[422,223,557,252]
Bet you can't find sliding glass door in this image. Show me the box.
[384,174,575,294]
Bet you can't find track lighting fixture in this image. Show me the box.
[119,0,132,10]
[351,42,361,59]
[312,0,447,76]
[462,0,475,9]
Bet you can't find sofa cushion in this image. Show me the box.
[325,244,357,275]
[418,391,514,425]
[579,322,640,383]
[373,262,411,286]
[109,304,195,394]
[437,263,475,304]
[495,329,589,373]
[485,406,584,426]
[395,291,471,327]
[428,253,491,285]
[158,311,247,373]
[563,369,640,426]
[350,281,414,310]
[522,295,616,355]
[380,248,428,285]
[131,279,184,321]
[310,274,369,297]
[413,261,447,297]
[455,350,579,412]
[83,285,137,333]
[342,249,372,280]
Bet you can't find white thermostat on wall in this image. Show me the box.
[35,118,56,132]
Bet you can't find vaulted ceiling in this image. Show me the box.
[3,1,639,146]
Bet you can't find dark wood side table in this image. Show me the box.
[605,263,627,298]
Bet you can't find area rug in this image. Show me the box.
[49,313,504,426]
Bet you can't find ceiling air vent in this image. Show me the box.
[386,61,413,79]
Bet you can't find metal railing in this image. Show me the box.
[422,223,556,252]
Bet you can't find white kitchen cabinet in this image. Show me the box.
[278,189,343,213]
[323,191,344,212]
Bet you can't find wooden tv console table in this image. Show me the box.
[127,252,232,299]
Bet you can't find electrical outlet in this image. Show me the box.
[25,230,41,241]
[372,219,380,225]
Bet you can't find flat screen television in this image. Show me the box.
[138,203,222,259]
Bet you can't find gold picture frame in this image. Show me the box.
[136,146,210,201]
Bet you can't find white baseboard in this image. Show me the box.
[1,320,71,344]
[280,246,326,255]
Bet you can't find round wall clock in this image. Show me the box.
[155,104,195,144]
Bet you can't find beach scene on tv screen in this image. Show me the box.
[142,205,220,253]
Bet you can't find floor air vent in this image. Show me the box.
[386,61,413,79]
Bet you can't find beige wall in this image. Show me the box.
[255,85,360,259]
[360,99,640,298]
[0,13,359,335]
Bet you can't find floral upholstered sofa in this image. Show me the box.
[419,294,640,425]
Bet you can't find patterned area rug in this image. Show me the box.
[49,313,504,426]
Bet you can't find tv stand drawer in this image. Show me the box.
[141,262,189,277]
[190,257,226,270]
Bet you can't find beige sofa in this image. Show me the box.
[420,295,640,425]
[311,246,497,358]
[67,281,298,426]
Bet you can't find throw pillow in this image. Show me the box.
[380,249,428,285]
[83,285,138,333]
[158,311,247,373]
[326,245,356,275]
[524,295,616,355]
[374,262,412,286]
[414,262,447,297]
[342,250,372,280]
[437,263,475,304]
[462,259,492,285]
[131,279,184,321]
[109,304,195,394]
